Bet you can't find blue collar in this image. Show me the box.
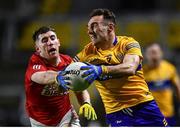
[113,36,118,46]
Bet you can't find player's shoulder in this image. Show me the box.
[117,36,137,43]
[27,53,45,69]
[142,63,149,72]
[30,53,42,63]
[161,60,176,69]
[79,42,96,55]
[59,53,72,63]
[116,36,140,50]
[116,36,139,47]
[83,42,94,50]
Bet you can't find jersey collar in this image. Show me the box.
[113,36,118,46]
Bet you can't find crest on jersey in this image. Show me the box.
[33,65,41,70]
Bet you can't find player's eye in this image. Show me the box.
[41,37,48,43]
[50,35,56,41]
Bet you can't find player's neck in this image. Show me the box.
[47,56,61,67]
[148,60,161,68]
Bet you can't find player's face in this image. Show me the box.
[87,15,109,44]
[36,31,60,59]
[145,44,163,64]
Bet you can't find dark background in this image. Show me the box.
[0,0,180,126]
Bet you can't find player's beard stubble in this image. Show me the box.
[91,26,109,45]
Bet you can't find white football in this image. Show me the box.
[64,62,90,91]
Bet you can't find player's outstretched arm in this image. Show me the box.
[31,70,70,90]
[31,70,58,85]
[75,90,97,120]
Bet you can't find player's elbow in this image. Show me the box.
[126,63,139,75]
[127,68,136,75]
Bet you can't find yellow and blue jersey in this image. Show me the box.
[74,36,154,114]
[143,60,179,117]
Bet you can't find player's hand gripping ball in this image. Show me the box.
[64,62,91,91]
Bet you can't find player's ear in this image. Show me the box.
[108,23,114,33]
[35,44,40,53]
[57,39,60,47]
[35,47,40,52]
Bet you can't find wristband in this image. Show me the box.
[101,65,109,74]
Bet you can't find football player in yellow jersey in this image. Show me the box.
[143,43,180,126]
[73,8,168,126]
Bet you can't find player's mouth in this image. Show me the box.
[48,48,57,55]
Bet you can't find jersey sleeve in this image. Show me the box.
[73,46,88,62]
[123,37,143,58]
[60,54,73,64]
[26,57,47,82]
[73,54,81,62]
[170,65,180,85]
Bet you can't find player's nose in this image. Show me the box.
[47,39,53,45]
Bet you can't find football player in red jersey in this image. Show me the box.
[25,26,97,126]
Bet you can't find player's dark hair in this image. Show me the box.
[32,26,55,42]
[90,8,116,25]
[144,43,162,50]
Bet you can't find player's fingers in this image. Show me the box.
[83,62,91,65]
[66,85,72,90]
[80,66,91,70]
[87,107,92,120]
[81,69,93,77]
[93,112,97,120]
[84,74,95,84]
[79,107,83,115]
[90,108,97,120]
[63,76,70,80]
[65,79,72,89]
[65,81,71,85]
[84,106,89,118]
[56,74,63,80]
[61,83,69,90]
[59,71,67,76]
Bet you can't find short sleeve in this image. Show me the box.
[73,45,89,62]
[73,52,84,62]
[171,65,180,85]
[123,37,143,58]
[60,54,73,64]
[26,58,47,82]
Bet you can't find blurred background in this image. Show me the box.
[0,0,180,126]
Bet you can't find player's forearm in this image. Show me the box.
[75,90,91,105]
[31,71,58,85]
[104,54,140,77]
[106,62,137,77]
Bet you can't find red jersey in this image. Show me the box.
[25,53,72,126]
